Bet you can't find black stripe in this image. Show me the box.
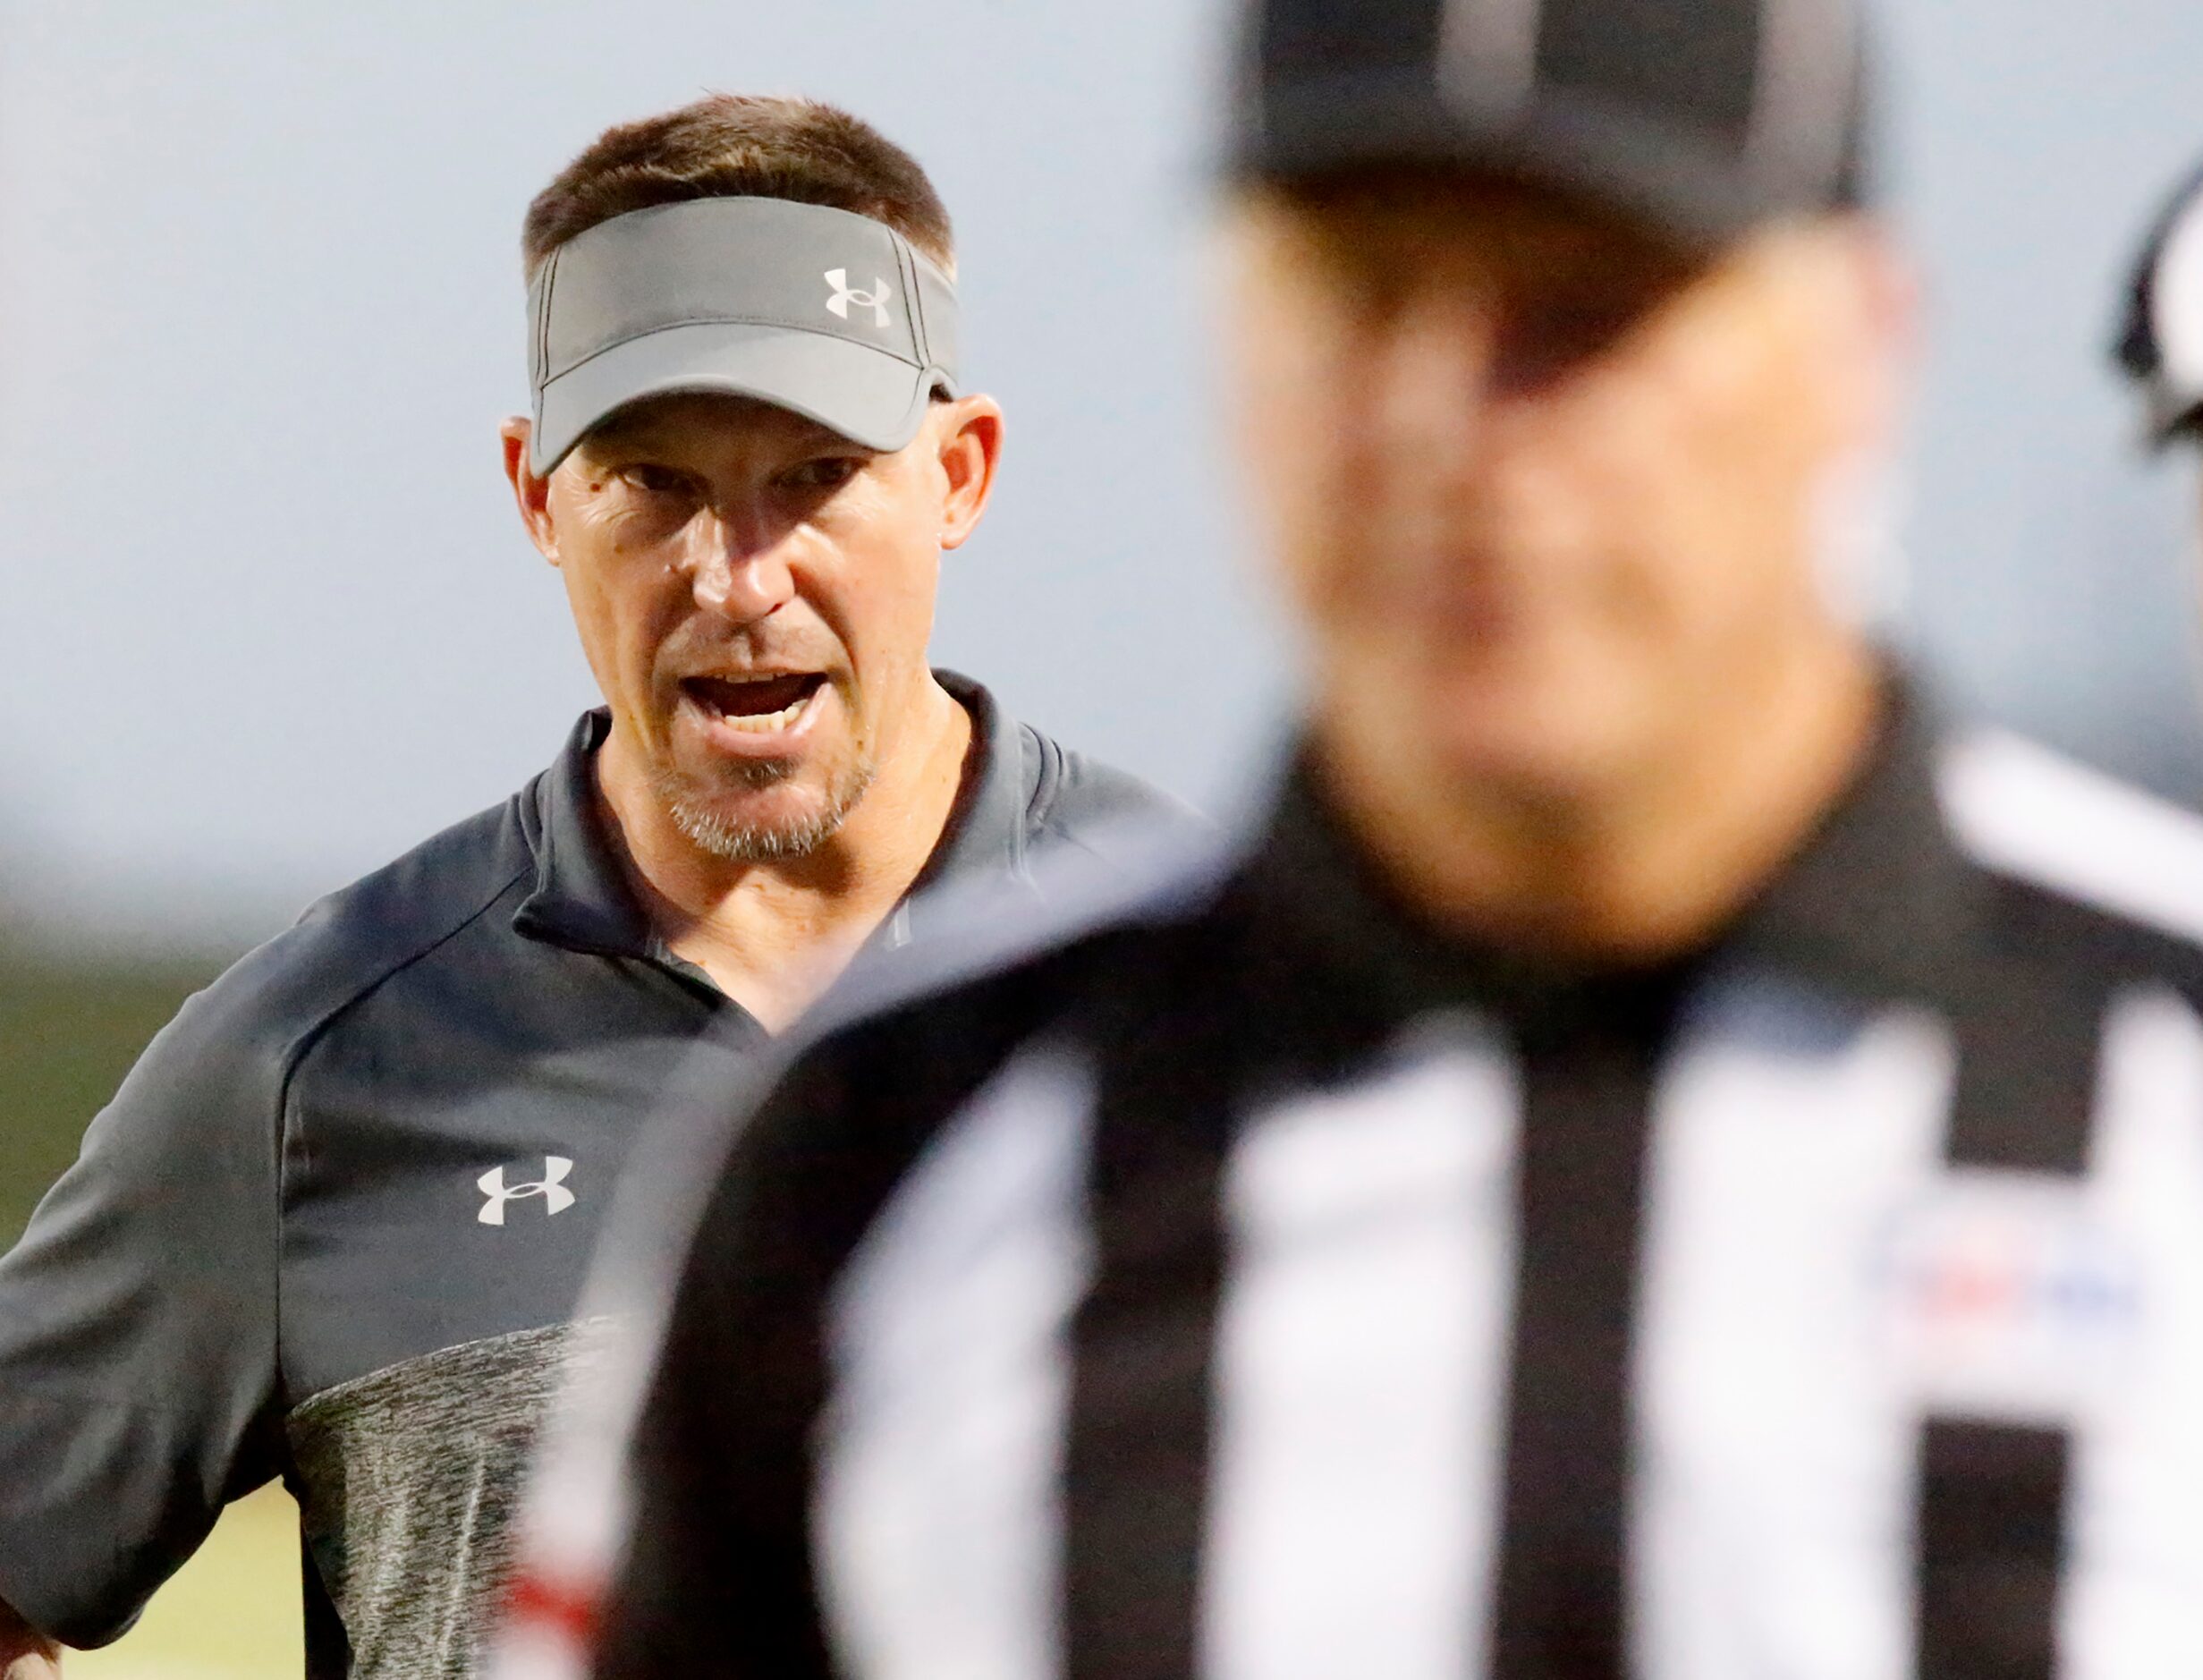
[1915,1421,2070,1680]
[1061,932,1244,1680]
[1537,0,1763,140]
[1945,912,2106,1177]
[1912,899,2104,1678]
[1489,980,1679,1680]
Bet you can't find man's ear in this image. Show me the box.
[1822,217,1918,451]
[500,417,563,567]
[934,395,1005,551]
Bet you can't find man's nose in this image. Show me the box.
[1367,293,1501,465]
[685,512,797,624]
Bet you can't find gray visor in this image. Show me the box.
[527,197,960,475]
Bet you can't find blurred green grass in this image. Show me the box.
[4,942,300,1677]
[0,948,227,1245]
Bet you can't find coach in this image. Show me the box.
[581,2,2203,1676]
[0,94,1177,1677]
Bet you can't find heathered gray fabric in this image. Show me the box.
[289,1320,610,1679]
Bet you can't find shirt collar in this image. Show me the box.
[512,709,659,959]
[911,670,1031,893]
[512,672,1034,960]
[1248,667,1978,1026]
[1720,673,1985,1005]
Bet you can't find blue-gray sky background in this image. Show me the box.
[0,0,2199,949]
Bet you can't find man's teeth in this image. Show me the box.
[713,688,815,733]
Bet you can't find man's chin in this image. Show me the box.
[666,792,840,863]
[653,759,876,865]
[1423,699,1656,805]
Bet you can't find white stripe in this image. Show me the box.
[1202,1016,1519,1680]
[1938,729,2203,949]
[1631,980,1953,1680]
[2063,988,2203,1678]
[1438,0,1545,120]
[816,1044,1096,1680]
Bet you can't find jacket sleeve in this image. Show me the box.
[0,963,287,1647]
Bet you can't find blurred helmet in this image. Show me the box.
[1224,0,1873,249]
[2118,161,2203,445]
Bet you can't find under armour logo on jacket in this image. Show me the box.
[825,268,894,327]
[479,1157,576,1226]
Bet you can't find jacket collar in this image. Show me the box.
[909,671,1032,895]
[511,709,657,959]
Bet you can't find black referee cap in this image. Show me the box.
[1228,0,1872,247]
[2117,162,2203,446]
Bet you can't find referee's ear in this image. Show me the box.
[499,416,563,569]
[930,394,1004,553]
[1812,216,1919,446]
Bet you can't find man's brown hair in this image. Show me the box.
[522,94,955,280]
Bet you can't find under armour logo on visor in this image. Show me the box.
[825,268,894,327]
[479,1156,576,1226]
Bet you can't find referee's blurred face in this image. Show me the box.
[1225,174,1905,819]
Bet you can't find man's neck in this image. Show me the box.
[1326,640,1885,965]
[596,678,975,1030]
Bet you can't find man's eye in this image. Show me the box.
[784,457,863,492]
[1490,293,1658,394]
[618,464,698,498]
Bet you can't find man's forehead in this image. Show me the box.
[580,392,868,457]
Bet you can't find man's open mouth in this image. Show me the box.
[682,672,827,734]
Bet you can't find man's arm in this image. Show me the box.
[0,963,286,1646]
[0,1598,61,1677]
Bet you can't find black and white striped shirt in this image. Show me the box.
[602,688,2203,1679]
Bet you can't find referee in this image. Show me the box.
[0,97,1179,1677]
[580,3,2203,1677]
